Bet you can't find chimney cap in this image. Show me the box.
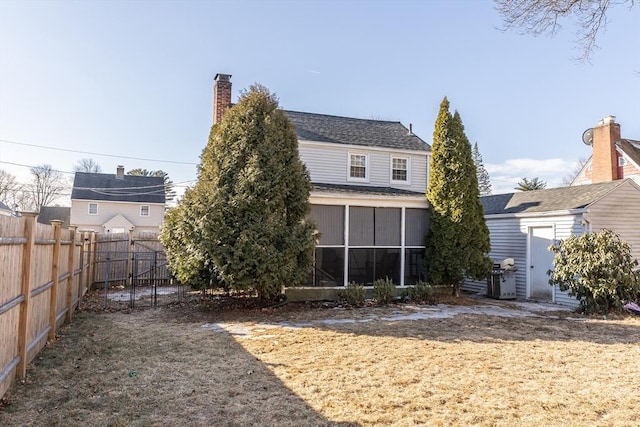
[598,115,616,126]
[214,73,232,82]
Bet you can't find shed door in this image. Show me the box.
[529,226,554,300]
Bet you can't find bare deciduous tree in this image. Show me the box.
[495,0,636,61]
[25,164,67,211]
[0,169,27,211]
[561,157,589,186]
[73,158,102,173]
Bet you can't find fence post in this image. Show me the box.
[48,221,63,341]
[127,229,134,288]
[90,232,97,288]
[77,231,86,305]
[66,226,77,322]
[16,213,37,379]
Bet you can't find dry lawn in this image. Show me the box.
[1,296,640,426]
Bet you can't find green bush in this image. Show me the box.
[548,229,640,314]
[373,277,396,304]
[338,282,366,307]
[407,280,435,304]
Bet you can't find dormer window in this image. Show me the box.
[391,157,409,183]
[348,153,368,181]
[618,157,627,167]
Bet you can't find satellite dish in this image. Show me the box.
[582,128,594,145]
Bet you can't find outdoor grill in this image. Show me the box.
[486,258,517,300]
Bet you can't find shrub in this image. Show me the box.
[373,277,396,305]
[338,282,366,307]
[407,280,435,304]
[548,229,640,314]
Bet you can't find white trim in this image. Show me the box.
[88,203,98,215]
[343,205,350,286]
[347,152,369,183]
[616,145,640,171]
[390,156,411,185]
[140,205,150,217]
[310,193,428,208]
[526,224,556,302]
[400,206,406,286]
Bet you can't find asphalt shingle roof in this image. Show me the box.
[71,172,166,204]
[481,180,628,215]
[312,183,425,197]
[620,139,640,168]
[285,110,431,152]
[37,206,71,227]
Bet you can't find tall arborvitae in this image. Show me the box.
[162,85,316,303]
[472,142,492,196]
[425,98,492,296]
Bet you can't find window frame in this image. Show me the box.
[618,156,627,167]
[88,203,98,215]
[140,205,150,217]
[348,152,369,182]
[390,156,410,184]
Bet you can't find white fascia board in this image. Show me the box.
[298,139,430,156]
[617,146,640,171]
[485,208,587,220]
[310,192,428,208]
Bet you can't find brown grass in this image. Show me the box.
[1,296,639,426]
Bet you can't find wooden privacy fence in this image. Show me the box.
[0,213,95,400]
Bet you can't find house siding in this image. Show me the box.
[70,200,164,233]
[463,214,583,307]
[586,180,640,262]
[463,217,525,295]
[518,214,583,307]
[299,142,428,193]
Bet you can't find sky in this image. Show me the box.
[1,0,639,205]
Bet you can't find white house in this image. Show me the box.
[70,166,166,233]
[463,179,640,307]
[212,74,431,287]
[572,115,640,186]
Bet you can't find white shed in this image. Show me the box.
[463,179,640,307]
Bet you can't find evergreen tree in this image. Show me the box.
[515,177,547,191]
[162,85,316,302]
[472,142,492,196]
[425,97,492,296]
[127,168,176,203]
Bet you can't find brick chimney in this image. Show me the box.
[213,73,232,125]
[591,115,621,183]
[116,165,125,179]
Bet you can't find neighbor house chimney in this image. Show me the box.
[116,165,125,179]
[591,115,621,183]
[213,73,232,125]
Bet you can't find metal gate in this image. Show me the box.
[92,234,186,308]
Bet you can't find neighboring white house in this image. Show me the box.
[212,74,431,287]
[70,166,166,233]
[0,201,13,217]
[463,179,640,307]
[572,115,640,186]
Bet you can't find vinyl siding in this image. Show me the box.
[586,180,640,262]
[519,215,583,308]
[299,142,428,193]
[70,200,164,232]
[463,214,583,307]
[463,217,525,295]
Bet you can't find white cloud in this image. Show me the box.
[485,158,579,194]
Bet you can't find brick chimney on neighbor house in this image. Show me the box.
[213,73,232,125]
[116,165,125,179]
[591,115,621,183]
